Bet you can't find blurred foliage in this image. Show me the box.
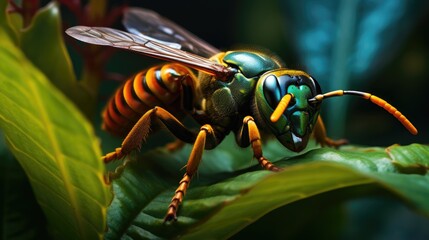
[0,1,111,239]
[0,0,428,239]
[236,0,429,142]
[0,134,49,239]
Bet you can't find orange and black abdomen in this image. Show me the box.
[102,63,193,136]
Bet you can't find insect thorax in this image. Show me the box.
[193,50,284,132]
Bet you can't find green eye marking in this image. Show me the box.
[287,85,312,108]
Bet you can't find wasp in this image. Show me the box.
[66,7,418,222]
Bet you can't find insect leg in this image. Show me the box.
[241,116,281,172]
[165,124,218,222]
[312,116,348,147]
[162,71,197,152]
[165,140,186,152]
[102,106,196,163]
[180,73,195,111]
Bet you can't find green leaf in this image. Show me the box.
[0,26,111,239]
[106,140,429,239]
[0,0,16,41]
[0,151,50,239]
[18,2,96,115]
[279,1,428,137]
[386,143,429,173]
[20,3,76,94]
[2,0,102,118]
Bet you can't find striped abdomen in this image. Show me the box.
[102,63,193,136]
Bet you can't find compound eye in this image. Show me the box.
[263,75,281,108]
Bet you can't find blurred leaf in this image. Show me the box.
[87,0,107,21]
[0,0,16,41]
[339,195,429,240]
[17,2,94,113]
[20,2,76,95]
[0,151,50,240]
[231,184,382,239]
[280,0,429,137]
[106,139,429,239]
[282,0,429,80]
[0,26,111,239]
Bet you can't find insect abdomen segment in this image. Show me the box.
[102,63,194,136]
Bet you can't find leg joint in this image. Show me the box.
[243,116,254,124]
[200,124,214,135]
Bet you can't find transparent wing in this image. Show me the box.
[66,26,234,79]
[123,7,219,57]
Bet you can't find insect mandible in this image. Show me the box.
[66,7,418,222]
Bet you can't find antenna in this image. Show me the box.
[308,90,418,135]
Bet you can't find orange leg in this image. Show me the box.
[312,116,348,147]
[164,124,216,222]
[243,116,281,172]
[165,139,186,152]
[102,107,220,222]
[102,106,195,163]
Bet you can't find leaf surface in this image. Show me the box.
[106,140,429,239]
[0,25,111,239]
[20,2,77,95]
[0,151,49,240]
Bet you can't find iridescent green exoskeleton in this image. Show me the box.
[66,7,418,222]
[254,69,322,152]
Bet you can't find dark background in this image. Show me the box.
[94,0,429,147]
